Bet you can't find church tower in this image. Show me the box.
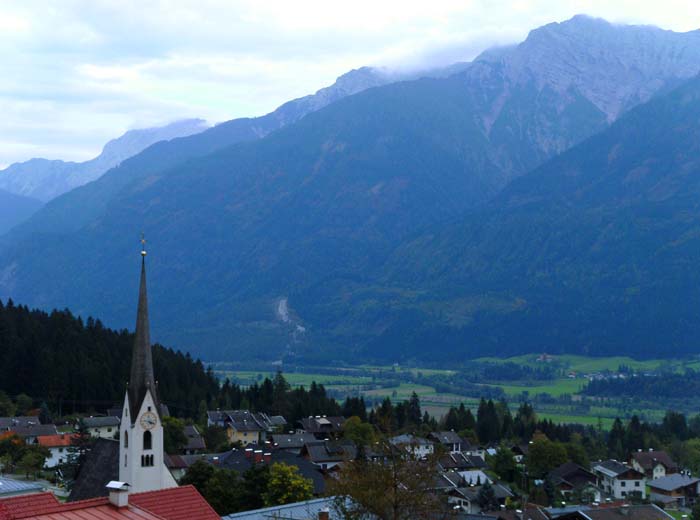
[119,238,177,492]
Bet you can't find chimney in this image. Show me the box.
[106,481,129,508]
[263,452,272,463]
[254,450,263,463]
[245,448,253,459]
[318,509,329,520]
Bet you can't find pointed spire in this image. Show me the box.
[128,235,159,421]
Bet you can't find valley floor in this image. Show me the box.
[209,354,700,428]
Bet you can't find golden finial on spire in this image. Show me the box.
[141,232,147,256]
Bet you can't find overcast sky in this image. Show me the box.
[1,0,699,168]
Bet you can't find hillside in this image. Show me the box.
[0,298,219,415]
[373,74,700,360]
[0,190,43,235]
[1,17,700,363]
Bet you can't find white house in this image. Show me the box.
[389,434,435,459]
[592,460,646,500]
[81,416,120,439]
[37,434,77,468]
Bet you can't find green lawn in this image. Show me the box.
[484,378,584,397]
[217,370,373,387]
[475,354,692,373]
[207,355,695,429]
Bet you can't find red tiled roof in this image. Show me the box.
[0,493,60,517]
[131,485,219,520]
[0,486,218,520]
[37,433,79,448]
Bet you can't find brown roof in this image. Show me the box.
[631,450,678,471]
[37,434,79,448]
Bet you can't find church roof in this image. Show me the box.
[127,253,159,422]
[68,438,119,502]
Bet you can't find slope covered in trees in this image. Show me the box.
[372,74,700,360]
[0,299,219,416]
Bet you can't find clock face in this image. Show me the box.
[140,411,157,430]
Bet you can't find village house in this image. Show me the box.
[648,473,700,508]
[8,424,58,444]
[81,416,120,439]
[221,496,355,520]
[298,416,346,440]
[554,503,673,519]
[0,477,43,499]
[438,451,487,472]
[549,462,601,502]
[207,410,286,445]
[36,433,78,468]
[300,440,357,470]
[0,417,41,432]
[509,444,529,463]
[389,434,435,459]
[442,471,513,515]
[591,460,646,500]
[183,424,206,454]
[428,431,467,453]
[630,449,678,480]
[271,432,317,454]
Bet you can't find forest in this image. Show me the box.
[0,299,339,423]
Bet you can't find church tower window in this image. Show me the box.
[143,430,152,450]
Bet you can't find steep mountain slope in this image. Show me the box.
[0,119,209,202]
[0,66,607,359]
[0,190,42,235]
[1,16,700,362]
[370,74,700,360]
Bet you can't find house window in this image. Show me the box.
[143,431,152,450]
[108,428,112,432]
[124,431,128,448]
[635,481,640,487]
[620,481,626,487]
[58,448,63,453]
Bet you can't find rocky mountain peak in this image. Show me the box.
[478,15,700,121]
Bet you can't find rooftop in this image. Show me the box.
[0,477,44,498]
[648,473,700,491]
[0,486,219,520]
[222,496,351,520]
[81,416,121,428]
[37,433,78,448]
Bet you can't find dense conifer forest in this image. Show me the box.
[0,299,220,416]
[0,299,344,421]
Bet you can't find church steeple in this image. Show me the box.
[119,236,177,493]
[127,236,158,422]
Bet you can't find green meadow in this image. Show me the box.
[210,355,700,428]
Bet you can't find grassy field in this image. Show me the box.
[476,353,693,373]
[217,370,373,387]
[485,378,584,397]
[208,355,700,428]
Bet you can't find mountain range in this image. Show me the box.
[2,15,700,364]
[0,119,210,202]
